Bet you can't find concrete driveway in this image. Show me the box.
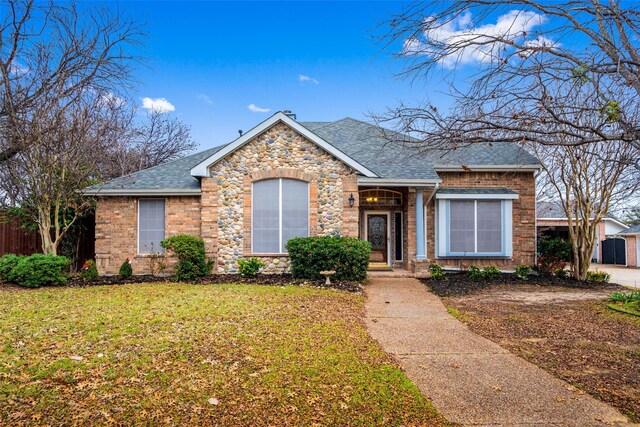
[592,265,640,288]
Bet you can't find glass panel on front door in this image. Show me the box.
[367,214,388,263]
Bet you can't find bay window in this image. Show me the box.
[436,192,515,257]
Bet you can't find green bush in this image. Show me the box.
[428,263,446,280]
[119,258,133,278]
[482,266,501,279]
[161,235,212,282]
[238,257,265,277]
[467,265,483,280]
[610,290,640,303]
[80,259,99,280]
[538,238,573,262]
[0,254,22,281]
[7,254,69,288]
[515,264,530,280]
[587,270,610,283]
[286,236,371,281]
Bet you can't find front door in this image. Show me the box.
[366,213,389,264]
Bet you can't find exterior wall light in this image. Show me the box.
[348,193,355,208]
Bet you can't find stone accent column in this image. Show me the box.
[200,177,218,265]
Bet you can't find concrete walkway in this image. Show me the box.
[364,277,631,426]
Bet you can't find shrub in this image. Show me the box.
[119,258,133,278]
[7,254,69,288]
[286,236,371,281]
[515,264,530,280]
[587,270,610,283]
[536,255,567,276]
[538,238,573,262]
[556,268,568,279]
[80,260,99,280]
[482,266,501,279]
[610,290,640,303]
[161,235,212,282]
[238,257,265,277]
[0,254,22,281]
[467,265,484,280]
[428,263,446,280]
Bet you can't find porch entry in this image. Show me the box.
[364,211,391,267]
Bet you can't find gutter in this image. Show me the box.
[434,164,542,172]
[357,177,442,187]
[83,188,202,196]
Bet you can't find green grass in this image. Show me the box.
[608,301,640,317]
[0,283,446,426]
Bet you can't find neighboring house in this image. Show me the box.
[85,111,540,276]
[537,201,631,264]
[621,225,640,267]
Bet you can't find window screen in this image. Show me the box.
[138,199,165,254]
[449,201,475,253]
[253,180,280,253]
[252,179,309,254]
[281,179,309,253]
[477,201,502,252]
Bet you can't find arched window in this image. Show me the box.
[359,189,403,206]
[252,178,309,254]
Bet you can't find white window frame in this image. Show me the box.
[137,198,166,255]
[251,178,310,255]
[437,198,513,258]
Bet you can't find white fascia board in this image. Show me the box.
[603,218,630,230]
[83,189,201,196]
[435,193,519,200]
[434,164,542,172]
[357,177,442,186]
[190,112,379,178]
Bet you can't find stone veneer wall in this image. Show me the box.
[409,171,536,273]
[95,196,201,275]
[209,122,359,273]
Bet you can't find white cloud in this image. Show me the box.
[142,97,175,113]
[248,103,270,113]
[100,92,126,108]
[197,94,213,105]
[298,74,319,84]
[404,10,549,68]
[8,60,29,76]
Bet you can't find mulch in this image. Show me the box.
[422,272,624,297]
[59,273,364,292]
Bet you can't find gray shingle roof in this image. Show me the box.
[85,145,227,194]
[621,224,640,234]
[537,201,625,223]
[87,116,541,194]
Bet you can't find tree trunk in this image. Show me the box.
[37,208,57,255]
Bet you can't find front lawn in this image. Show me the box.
[437,282,640,422]
[0,283,445,426]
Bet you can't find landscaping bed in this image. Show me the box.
[0,283,445,426]
[61,273,363,292]
[422,271,624,297]
[442,283,640,422]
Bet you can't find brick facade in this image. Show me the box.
[417,171,537,272]
[94,127,537,276]
[95,196,201,275]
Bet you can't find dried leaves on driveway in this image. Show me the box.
[0,283,445,426]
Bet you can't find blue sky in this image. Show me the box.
[117,1,434,150]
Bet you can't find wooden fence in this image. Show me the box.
[0,213,95,271]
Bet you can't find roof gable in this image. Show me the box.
[190,112,378,178]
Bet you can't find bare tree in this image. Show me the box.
[100,110,197,180]
[0,1,197,255]
[378,0,640,157]
[533,139,638,280]
[0,0,143,161]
